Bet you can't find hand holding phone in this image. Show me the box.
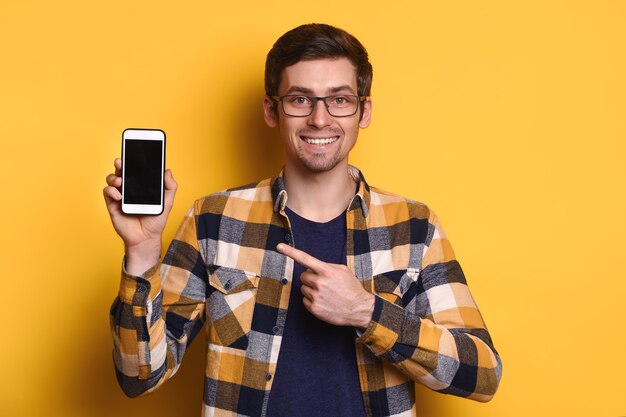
[103,129,177,275]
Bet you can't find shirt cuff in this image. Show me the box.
[118,258,162,305]
[356,295,407,356]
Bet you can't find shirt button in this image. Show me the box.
[281,278,288,285]
[224,281,232,291]
[266,373,273,381]
[272,326,280,334]
[284,233,291,242]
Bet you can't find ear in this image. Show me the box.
[359,97,372,128]
[263,96,278,128]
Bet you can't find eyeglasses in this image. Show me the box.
[271,95,366,117]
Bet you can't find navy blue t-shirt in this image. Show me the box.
[265,207,366,417]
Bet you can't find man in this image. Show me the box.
[104,23,502,417]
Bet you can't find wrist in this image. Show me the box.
[124,239,161,276]
[353,293,375,330]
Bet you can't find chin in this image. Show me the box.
[298,155,344,173]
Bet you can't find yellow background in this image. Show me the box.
[1,1,624,416]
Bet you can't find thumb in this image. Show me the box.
[164,169,177,192]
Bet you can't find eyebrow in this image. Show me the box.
[284,85,357,95]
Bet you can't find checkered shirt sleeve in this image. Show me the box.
[355,205,502,402]
[110,207,206,397]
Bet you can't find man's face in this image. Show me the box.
[263,58,372,173]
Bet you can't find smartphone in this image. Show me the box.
[121,128,166,215]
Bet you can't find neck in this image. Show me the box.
[283,160,356,223]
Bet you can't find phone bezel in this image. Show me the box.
[121,128,166,215]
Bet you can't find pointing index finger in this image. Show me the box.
[277,243,326,273]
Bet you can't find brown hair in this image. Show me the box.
[264,23,373,98]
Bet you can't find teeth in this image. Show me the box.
[303,137,337,145]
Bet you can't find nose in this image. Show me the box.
[307,98,333,128]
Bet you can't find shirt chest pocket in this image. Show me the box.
[372,268,420,308]
[206,266,259,350]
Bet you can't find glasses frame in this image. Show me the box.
[271,94,366,117]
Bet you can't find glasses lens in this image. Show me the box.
[282,95,314,116]
[325,95,359,116]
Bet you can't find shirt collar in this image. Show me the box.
[271,165,370,217]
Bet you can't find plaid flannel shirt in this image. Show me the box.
[110,166,502,417]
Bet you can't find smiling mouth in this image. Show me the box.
[300,136,339,145]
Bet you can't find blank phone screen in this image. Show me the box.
[124,139,163,204]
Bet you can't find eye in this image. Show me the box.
[289,96,311,106]
[330,95,354,106]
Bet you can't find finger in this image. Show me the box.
[277,243,327,273]
[302,296,314,314]
[106,173,121,188]
[300,284,314,301]
[114,158,121,176]
[164,169,177,192]
[300,272,318,291]
[103,186,122,206]
[299,269,318,288]
[163,170,177,214]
